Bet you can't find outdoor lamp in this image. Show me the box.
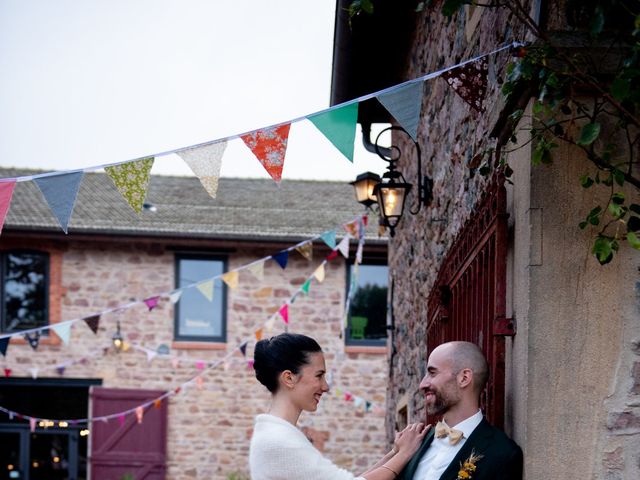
[112,321,124,351]
[351,126,432,237]
[350,172,381,207]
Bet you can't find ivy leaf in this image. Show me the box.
[628,215,640,232]
[612,192,625,204]
[576,123,601,146]
[579,221,588,229]
[580,174,594,188]
[613,169,625,186]
[589,6,605,37]
[441,0,465,16]
[592,236,614,264]
[611,78,631,101]
[630,203,640,215]
[360,0,374,14]
[608,202,625,219]
[627,231,640,250]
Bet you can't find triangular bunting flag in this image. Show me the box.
[51,322,72,345]
[104,157,154,213]
[24,332,40,350]
[30,417,36,432]
[326,250,338,261]
[196,280,214,302]
[255,328,263,341]
[295,243,313,260]
[265,317,276,331]
[376,82,424,141]
[365,400,372,412]
[154,399,162,409]
[278,304,289,324]
[301,279,311,295]
[344,221,359,238]
[247,261,265,280]
[196,375,204,390]
[0,337,10,357]
[320,230,337,249]
[118,414,126,427]
[4,368,11,377]
[29,368,39,379]
[337,236,350,258]
[222,271,239,289]
[169,290,183,304]
[354,396,364,408]
[356,240,364,264]
[171,358,180,369]
[239,342,248,357]
[272,251,288,269]
[195,361,206,370]
[33,171,84,234]
[0,181,16,235]
[442,58,489,112]
[56,366,65,376]
[135,406,144,424]
[84,315,100,334]
[144,296,160,311]
[308,103,358,162]
[146,350,157,363]
[176,141,227,198]
[313,264,325,283]
[240,124,291,183]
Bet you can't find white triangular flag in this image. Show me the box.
[337,236,350,258]
[29,368,39,379]
[169,290,183,304]
[51,322,72,345]
[313,264,325,283]
[176,141,227,198]
[196,280,214,302]
[247,261,265,281]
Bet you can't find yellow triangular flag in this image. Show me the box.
[296,243,313,260]
[222,271,239,289]
[247,261,265,280]
[314,264,325,283]
[196,279,214,302]
[265,317,276,332]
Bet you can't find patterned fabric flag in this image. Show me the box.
[442,58,489,112]
[241,124,291,183]
[105,157,154,213]
[222,271,239,289]
[301,279,311,295]
[0,337,9,357]
[344,221,359,238]
[376,82,424,141]
[144,296,160,311]
[320,230,337,249]
[295,243,313,260]
[135,406,144,424]
[313,264,325,283]
[84,315,101,334]
[196,279,214,302]
[33,171,84,234]
[0,181,16,235]
[337,236,350,258]
[308,103,359,162]
[176,141,227,198]
[51,322,72,345]
[247,261,265,280]
[272,250,289,269]
[169,290,183,304]
[278,304,289,324]
[25,332,40,350]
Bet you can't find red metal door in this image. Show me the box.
[426,179,513,428]
[89,387,167,480]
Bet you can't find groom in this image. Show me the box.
[397,341,523,480]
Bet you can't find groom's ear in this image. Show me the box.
[457,368,473,389]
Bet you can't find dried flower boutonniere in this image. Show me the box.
[457,451,483,479]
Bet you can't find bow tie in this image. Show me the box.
[435,421,464,445]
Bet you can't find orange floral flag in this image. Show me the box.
[241,124,291,183]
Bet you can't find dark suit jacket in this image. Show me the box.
[397,419,523,480]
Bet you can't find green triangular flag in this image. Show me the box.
[105,157,154,214]
[308,103,358,162]
[301,279,311,295]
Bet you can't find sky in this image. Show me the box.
[0,0,389,182]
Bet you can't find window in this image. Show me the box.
[0,251,49,333]
[174,254,226,342]
[346,262,388,345]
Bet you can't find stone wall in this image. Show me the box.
[0,238,389,480]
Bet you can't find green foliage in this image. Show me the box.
[226,473,249,480]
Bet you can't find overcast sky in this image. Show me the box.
[0,0,388,182]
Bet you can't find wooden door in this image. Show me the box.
[89,387,167,480]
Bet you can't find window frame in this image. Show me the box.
[344,258,389,347]
[0,249,50,334]
[173,253,228,343]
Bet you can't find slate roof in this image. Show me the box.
[1,169,383,243]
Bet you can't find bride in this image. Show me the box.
[249,332,429,480]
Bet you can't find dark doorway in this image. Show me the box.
[0,377,101,480]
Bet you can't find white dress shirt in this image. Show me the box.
[413,409,483,480]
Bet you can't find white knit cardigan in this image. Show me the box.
[249,414,366,480]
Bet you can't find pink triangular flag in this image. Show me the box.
[30,417,37,432]
[135,406,144,424]
[0,181,16,235]
[195,360,206,370]
[240,124,291,183]
[278,304,289,324]
[144,296,160,311]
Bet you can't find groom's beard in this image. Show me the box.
[425,389,449,415]
[425,382,461,415]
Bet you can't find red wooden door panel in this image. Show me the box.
[89,387,167,480]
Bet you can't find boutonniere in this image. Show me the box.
[456,451,483,479]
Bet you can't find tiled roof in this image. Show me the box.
[1,169,384,242]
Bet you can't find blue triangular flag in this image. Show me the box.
[376,82,424,141]
[0,337,9,356]
[320,230,337,249]
[272,250,289,269]
[34,171,84,234]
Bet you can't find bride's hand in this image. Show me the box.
[395,423,430,457]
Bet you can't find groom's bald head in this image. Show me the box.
[432,341,489,395]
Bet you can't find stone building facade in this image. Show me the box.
[0,171,389,479]
[332,0,639,478]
